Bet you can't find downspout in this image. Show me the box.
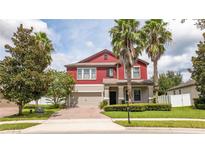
[117,64,119,79]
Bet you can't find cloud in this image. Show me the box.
[85,41,95,48]
[165,19,203,56]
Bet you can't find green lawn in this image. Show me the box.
[0,123,40,131]
[103,107,205,119]
[115,120,205,128]
[0,108,59,122]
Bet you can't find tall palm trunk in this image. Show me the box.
[126,66,132,124]
[153,60,159,103]
[127,66,132,103]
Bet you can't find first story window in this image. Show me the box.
[125,89,141,102]
[133,89,141,101]
[77,68,96,80]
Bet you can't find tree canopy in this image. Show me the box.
[0,24,53,115]
[158,71,182,95]
[191,33,205,99]
[46,70,75,106]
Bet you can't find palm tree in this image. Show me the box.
[142,19,172,102]
[34,32,54,107]
[109,19,145,122]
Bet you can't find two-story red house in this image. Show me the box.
[65,49,153,107]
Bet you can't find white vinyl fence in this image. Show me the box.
[30,97,52,105]
[158,94,191,107]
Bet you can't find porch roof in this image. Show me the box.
[103,78,153,85]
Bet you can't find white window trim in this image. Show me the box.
[124,66,141,79]
[77,67,96,80]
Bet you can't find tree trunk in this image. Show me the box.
[35,100,39,107]
[126,66,132,124]
[127,66,132,103]
[18,103,23,115]
[153,60,159,103]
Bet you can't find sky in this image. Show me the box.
[0,19,203,82]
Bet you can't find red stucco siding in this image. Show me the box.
[118,61,147,80]
[83,52,118,63]
[67,50,148,84]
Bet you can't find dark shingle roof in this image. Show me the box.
[168,80,196,91]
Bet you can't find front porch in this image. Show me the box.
[103,79,153,105]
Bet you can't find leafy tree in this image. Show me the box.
[46,70,75,106]
[191,33,205,99]
[0,24,53,115]
[158,71,182,95]
[142,19,172,102]
[109,19,144,104]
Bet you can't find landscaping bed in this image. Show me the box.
[103,103,171,112]
[103,106,205,119]
[0,123,40,131]
[115,120,205,128]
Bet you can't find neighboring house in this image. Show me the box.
[167,80,199,104]
[65,49,153,107]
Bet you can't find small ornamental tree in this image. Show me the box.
[0,24,53,115]
[191,33,205,101]
[46,70,75,106]
[158,71,182,95]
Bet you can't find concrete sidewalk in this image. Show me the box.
[21,119,125,134]
[1,118,205,134]
[113,118,205,121]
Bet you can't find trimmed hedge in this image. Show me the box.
[24,104,60,109]
[194,97,205,109]
[103,103,171,112]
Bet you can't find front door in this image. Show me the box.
[109,91,117,105]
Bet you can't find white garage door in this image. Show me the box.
[73,92,102,107]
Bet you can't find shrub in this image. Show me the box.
[194,97,205,109]
[24,104,60,109]
[146,104,171,111]
[99,100,108,109]
[103,103,171,112]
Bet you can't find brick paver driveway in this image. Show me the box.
[50,106,108,119]
[0,107,18,118]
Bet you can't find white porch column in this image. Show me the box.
[118,86,124,104]
[104,86,109,102]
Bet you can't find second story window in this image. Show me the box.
[132,67,140,78]
[124,66,140,79]
[107,68,114,78]
[77,68,96,80]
